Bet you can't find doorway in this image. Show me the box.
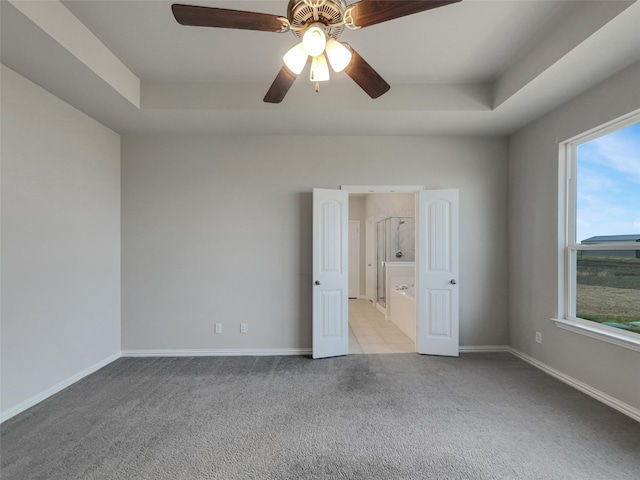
[348,192,416,354]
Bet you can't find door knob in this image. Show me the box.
[315,280,321,285]
[450,279,457,285]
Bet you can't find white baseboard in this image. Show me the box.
[0,351,122,424]
[121,348,312,357]
[460,345,511,353]
[508,347,640,423]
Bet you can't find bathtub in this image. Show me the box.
[389,284,416,343]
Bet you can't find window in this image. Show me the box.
[556,113,640,351]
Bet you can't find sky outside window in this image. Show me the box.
[576,122,640,243]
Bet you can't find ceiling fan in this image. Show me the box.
[172,0,461,103]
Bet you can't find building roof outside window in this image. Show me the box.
[581,234,640,244]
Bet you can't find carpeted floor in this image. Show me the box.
[1,353,639,479]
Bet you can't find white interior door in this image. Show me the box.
[416,189,459,357]
[313,188,349,359]
[348,221,360,298]
[365,216,375,302]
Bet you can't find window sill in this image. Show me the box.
[552,318,640,353]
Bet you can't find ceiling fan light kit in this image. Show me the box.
[325,38,352,73]
[283,43,309,75]
[302,23,327,57]
[171,0,462,103]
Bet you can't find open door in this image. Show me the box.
[416,189,459,356]
[312,188,349,359]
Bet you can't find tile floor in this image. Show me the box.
[349,298,415,354]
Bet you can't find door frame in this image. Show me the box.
[342,185,425,194]
[344,185,425,304]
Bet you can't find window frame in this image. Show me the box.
[555,111,640,352]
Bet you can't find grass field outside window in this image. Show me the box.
[576,254,640,334]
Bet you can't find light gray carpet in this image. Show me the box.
[1,353,639,479]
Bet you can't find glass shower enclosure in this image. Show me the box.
[376,217,415,308]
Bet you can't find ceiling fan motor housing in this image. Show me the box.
[287,0,347,40]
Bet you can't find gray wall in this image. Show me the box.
[1,66,121,418]
[121,135,509,351]
[508,61,640,410]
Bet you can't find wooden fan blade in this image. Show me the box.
[264,67,298,103]
[172,4,284,32]
[344,48,390,99]
[350,0,462,28]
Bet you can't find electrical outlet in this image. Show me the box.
[240,323,248,333]
[535,332,542,344]
[215,323,222,334]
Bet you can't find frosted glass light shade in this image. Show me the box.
[310,54,330,82]
[283,43,308,75]
[302,24,327,57]
[325,38,352,72]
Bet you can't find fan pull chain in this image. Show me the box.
[315,82,320,93]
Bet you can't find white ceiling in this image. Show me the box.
[2,0,639,136]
